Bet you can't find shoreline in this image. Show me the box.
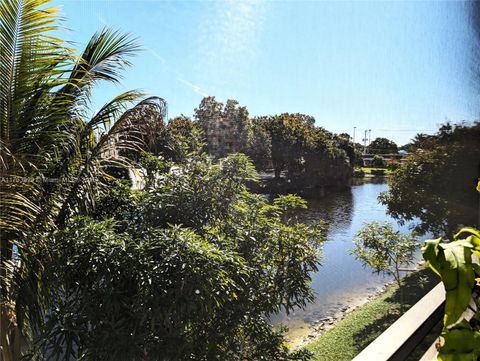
[286,279,396,349]
[303,266,440,360]
[285,260,426,350]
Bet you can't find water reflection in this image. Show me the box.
[271,180,425,342]
[300,187,353,232]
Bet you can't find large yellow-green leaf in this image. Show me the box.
[439,241,475,326]
[454,228,480,249]
[422,237,442,277]
[423,237,475,326]
[438,321,480,361]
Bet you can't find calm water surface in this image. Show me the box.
[271,179,427,341]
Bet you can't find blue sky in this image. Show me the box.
[57,0,478,145]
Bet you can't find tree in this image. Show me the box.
[253,114,353,190]
[352,221,418,309]
[380,122,480,236]
[334,133,356,166]
[353,143,365,167]
[245,118,272,171]
[367,137,398,154]
[371,155,387,168]
[258,113,317,179]
[148,115,203,163]
[0,1,164,359]
[19,154,326,360]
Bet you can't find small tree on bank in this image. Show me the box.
[352,222,418,309]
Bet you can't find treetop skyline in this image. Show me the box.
[58,0,478,145]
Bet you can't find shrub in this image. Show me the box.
[371,155,387,168]
[19,154,326,361]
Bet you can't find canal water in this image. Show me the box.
[271,178,427,344]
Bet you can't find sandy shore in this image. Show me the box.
[285,280,396,349]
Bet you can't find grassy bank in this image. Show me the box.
[357,167,393,175]
[361,167,392,173]
[304,267,441,360]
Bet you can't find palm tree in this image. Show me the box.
[0,1,165,359]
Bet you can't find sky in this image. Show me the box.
[56,0,479,145]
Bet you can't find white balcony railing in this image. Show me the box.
[352,282,445,361]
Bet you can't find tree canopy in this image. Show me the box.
[367,137,398,154]
[19,154,326,360]
[194,97,249,157]
[352,221,418,289]
[252,114,353,187]
[192,98,357,187]
[380,122,480,236]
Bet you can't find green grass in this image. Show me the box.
[305,267,441,361]
[357,167,393,174]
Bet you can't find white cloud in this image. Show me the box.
[145,46,209,97]
[176,75,209,97]
[147,47,167,67]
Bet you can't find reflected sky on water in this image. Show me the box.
[271,179,429,335]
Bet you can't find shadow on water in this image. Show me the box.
[299,186,354,232]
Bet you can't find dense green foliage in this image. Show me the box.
[352,222,418,290]
[423,227,480,361]
[386,162,401,172]
[191,97,356,185]
[148,115,203,163]
[19,154,326,360]
[194,97,249,157]
[380,122,480,236]
[370,155,387,169]
[251,114,353,187]
[367,137,398,154]
[245,119,273,171]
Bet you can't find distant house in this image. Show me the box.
[195,98,248,157]
[202,116,244,157]
[362,153,408,167]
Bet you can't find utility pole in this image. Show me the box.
[353,126,356,144]
[363,129,368,154]
[368,129,372,145]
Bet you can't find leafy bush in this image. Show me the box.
[352,222,418,290]
[370,155,387,168]
[19,154,326,360]
[386,162,401,172]
[367,137,398,154]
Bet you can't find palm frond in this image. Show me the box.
[85,90,144,133]
[55,97,165,226]
[0,0,72,171]
[0,182,42,235]
[60,27,141,101]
